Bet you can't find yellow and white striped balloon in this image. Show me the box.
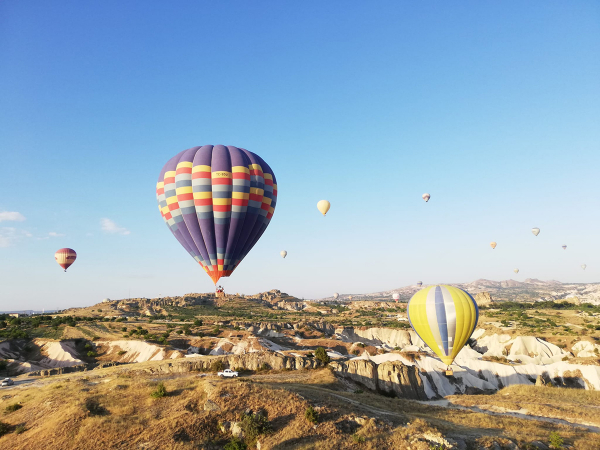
[407,285,479,366]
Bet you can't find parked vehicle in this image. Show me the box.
[217,369,238,378]
[1,378,14,386]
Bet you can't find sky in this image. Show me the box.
[1,1,599,310]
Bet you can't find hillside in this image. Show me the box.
[322,279,600,305]
[1,363,600,449]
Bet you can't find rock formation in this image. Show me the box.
[329,359,426,399]
[474,291,493,307]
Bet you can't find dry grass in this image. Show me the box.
[448,384,600,426]
[1,364,600,449]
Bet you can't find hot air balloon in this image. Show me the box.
[348,295,353,301]
[514,269,519,274]
[333,292,339,300]
[532,227,540,236]
[317,200,330,216]
[407,285,478,371]
[490,242,497,249]
[156,145,277,285]
[562,245,567,250]
[422,193,430,202]
[55,248,77,272]
[280,250,287,258]
[581,264,587,270]
[417,281,423,288]
[392,293,400,303]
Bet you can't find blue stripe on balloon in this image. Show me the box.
[434,286,449,355]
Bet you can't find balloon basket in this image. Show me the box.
[445,369,454,376]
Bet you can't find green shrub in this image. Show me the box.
[193,319,203,327]
[151,382,167,399]
[84,343,92,350]
[87,351,98,358]
[0,421,9,437]
[224,437,247,450]
[211,360,224,372]
[549,431,563,449]
[117,351,127,356]
[241,410,272,446]
[5,403,22,413]
[14,425,26,434]
[314,347,330,364]
[353,433,365,443]
[305,406,319,424]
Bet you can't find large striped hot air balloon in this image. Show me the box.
[407,285,478,367]
[55,248,77,272]
[156,145,277,285]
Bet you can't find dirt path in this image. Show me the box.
[423,399,600,433]
[253,373,600,434]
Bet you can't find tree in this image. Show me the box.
[314,347,330,365]
[193,319,203,327]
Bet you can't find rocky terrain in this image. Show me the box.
[321,278,600,305]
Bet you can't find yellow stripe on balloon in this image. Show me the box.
[408,287,438,355]
[192,165,212,173]
[176,186,193,194]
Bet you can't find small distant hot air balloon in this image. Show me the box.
[55,248,77,272]
[417,281,423,288]
[562,245,567,250]
[280,250,287,258]
[581,264,587,270]
[333,292,339,300]
[532,227,540,236]
[408,285,478,369]
[422,193,430,202]
[317,200,330,216]
[392,293,400,303]
[490,242,497,249]
[514,269,519,274]
[348,295,353,301]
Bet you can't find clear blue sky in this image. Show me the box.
[1,1,599,310]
